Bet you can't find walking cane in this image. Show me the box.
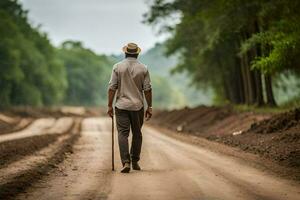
[111,116,115,171]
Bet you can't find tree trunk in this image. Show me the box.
[239,33,251,104]
[245,50,256,104]
[216,57,232,103]
[254,70,264,106]
[253,20,264,106]
[240,55,249,104]
[235,58,245,104]
[264,74,277,106]
[235,40,246,104]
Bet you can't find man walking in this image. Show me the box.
[107,43,152,173]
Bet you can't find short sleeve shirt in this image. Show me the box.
[108,57,151,111]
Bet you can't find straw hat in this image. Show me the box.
[122,43,141,54]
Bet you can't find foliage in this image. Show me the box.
[150,75,180,109]
[139,43,213,108]
[241,0,300,74]
[144,0,300,106]
[0,0,66,106]
[0,1,115,107]
[3,0,299,108]
[56,41,112,106]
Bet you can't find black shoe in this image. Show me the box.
[132,162,141,170]
[121,163,130,173]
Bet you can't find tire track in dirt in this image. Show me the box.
[0,117,75,167]
[0,118,81,199]
[15,118,112,200]
[0,118,56,143]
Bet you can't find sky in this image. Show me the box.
[20,0,167,54]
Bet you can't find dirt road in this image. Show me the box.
[13,117,300,200]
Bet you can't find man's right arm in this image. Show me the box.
[107,89,116,118]
[107,65,118,118]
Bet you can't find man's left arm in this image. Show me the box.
[143,69,152,120]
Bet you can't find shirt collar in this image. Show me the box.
[125,57,137,61]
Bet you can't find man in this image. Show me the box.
[107,43,152,173]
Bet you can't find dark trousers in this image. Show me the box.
[115,107,144,165]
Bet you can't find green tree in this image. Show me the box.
[144,0,300,107]
[56,41,112,106]
[0,0,67,106]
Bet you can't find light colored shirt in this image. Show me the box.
[108,57,151,111]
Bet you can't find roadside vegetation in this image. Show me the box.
[144,0,300,108]
[0,1,113,107]
[0,0,206,109]
[1,0,300,111]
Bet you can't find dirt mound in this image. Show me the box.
[215,108,300,169]
[154,106,232,133]
[1,106,102,118]
[214,129,300,168]
[248,108,300,134]
[2,107,79,118]
[152,106,300,172]
[153,106,268,137]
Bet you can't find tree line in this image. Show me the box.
[144,0,300,106]
[0,0,113,107]
[0,0,185,109]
